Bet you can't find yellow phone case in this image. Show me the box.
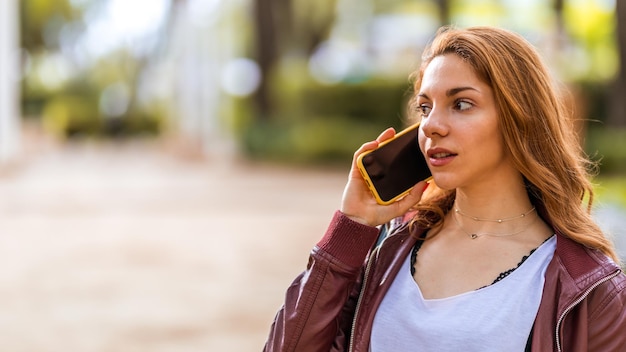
[356,123,431,205]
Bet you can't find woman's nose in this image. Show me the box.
[420,107,449,138]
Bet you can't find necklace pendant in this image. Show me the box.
[470,234,478,239]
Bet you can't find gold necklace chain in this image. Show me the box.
[453,210,537,240]
[454,206,536,223]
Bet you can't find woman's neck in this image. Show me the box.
[453,189,534,221]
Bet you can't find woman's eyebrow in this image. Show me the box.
[446,86,479,97]
[417,86,479,99]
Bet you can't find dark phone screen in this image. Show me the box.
[360,127,432,202]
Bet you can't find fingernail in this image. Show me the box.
[423,182,430,192]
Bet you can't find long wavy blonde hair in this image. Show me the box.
[408,26,619,263]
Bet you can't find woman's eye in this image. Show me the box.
[455,100,473,111]
[419,104,432,117]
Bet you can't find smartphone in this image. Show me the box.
[356,123,432,205]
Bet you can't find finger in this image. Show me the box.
[352,128,395,160]
[376,127,396,143]
[349,128,396,178]
[348,140,379,179]
[353,140,379,159]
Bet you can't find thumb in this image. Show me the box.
[394,181,430,214]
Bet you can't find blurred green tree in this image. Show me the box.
[19,0,167,138]
[609,0,626,127]
[20,0,78,52]
[252,0,337,120]
[241,0,624,165]
[434,0,451,25]
[252,0,279,119]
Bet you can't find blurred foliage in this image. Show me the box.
[233,0,624,166]
[19,0,165,139]
[586,126,626,175]
[576,81,626,175]
[577,81,610,123]
[235,60,412,163]
[270,62,411,127]
[241,116,383,164]
[41,90,101,137]
[41,90,161,139]
[594,176,626,208]
[562,0,618,82]
[291,0,337,54]
[20,0,78,51]
[17,0,624,161]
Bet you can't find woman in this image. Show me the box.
[264,26,626,351]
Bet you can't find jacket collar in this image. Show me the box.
[535,200,621,285]
[554,233,621,288]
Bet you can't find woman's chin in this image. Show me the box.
[430,175,457,191]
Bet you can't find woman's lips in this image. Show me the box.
[427,148,457,167]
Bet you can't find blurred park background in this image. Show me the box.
[0,0,625,350]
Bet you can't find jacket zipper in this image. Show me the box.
[348,245,381,352]
[555,270,621,352]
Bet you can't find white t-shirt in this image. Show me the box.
[370,236,556,352]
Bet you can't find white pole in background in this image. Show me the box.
[0,0,21,164]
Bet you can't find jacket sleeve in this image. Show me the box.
[264,211,381,352]
[587,271,626,351]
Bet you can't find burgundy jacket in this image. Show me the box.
[264,211,626,351]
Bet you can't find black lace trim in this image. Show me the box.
[487,248,537,286]
[409,240,424,276]
[409,237,551,288]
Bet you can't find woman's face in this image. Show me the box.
[417,54,516,191]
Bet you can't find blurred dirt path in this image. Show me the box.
[0,138,347,351]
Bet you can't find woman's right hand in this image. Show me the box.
[340,128,429,227]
